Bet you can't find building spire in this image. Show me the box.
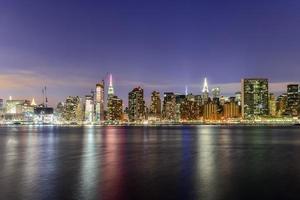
[109,73,113,87]
[202,77,209,93]
[31,98,37,106]
[108,73,114,97]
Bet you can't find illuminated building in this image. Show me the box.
[5,99,25,114]
[235,92,241,106]
[162,92,176,121]
[95,80,105,123]
[149,91,161,121]
[107,95,123,122]
[203,102,219,120]
[194,95,202,106]
[84,95,94,123]
[211,87,220,98]
[62,96,83,123]
[0,99,3,109]
[269,93,276,117]
[180,97,200,121]
[276,94,287,116]
[128,87,145,122]
[286,84,299,117]
[108,74,114,98]
[241,78,269,119]
[31,98,37,106]
[34,106,54,124]
[223,100,241,119]
[202,77,209,104]
[175,94,186,121]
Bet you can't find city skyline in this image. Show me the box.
[0,73,299,106]
[2,1,300,104]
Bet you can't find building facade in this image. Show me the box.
[162,92,176,121]
[95,80,105,122]
[128,87,145,122]
[241,78,269,119]
[149,91,161,121]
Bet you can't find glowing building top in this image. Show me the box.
[31,98,37,106]
[108,73,114,97]
[202,77,209,93]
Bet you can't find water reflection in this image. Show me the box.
[196,126,217,200]
[0,126,300,200]
[79,127,100,199]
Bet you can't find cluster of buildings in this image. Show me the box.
[1,76,300,125]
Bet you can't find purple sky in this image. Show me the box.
[1,0,300,106]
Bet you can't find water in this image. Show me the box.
[1,126,300,200]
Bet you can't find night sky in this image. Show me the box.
[1,0,300,106]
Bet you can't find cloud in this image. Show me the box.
[0,70,91,90]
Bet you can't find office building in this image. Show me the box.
[84,95,94,123]
[95,80,105,122]
[202,77,209,104]
[241,78,269,119]
[149,91,161,121]
[107,95,123,121]
[286,84,299,117]
[223,101,241,119]
[212,87,220,98]
[162,92,176,121]
[269,93,276,117]
[128,87,145,122]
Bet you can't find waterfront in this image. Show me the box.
[1,126,300,200]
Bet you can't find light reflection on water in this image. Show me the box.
[0,126,300,199]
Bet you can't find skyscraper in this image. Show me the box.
[223,99,241,119]
[211,87,220,98]
[149,91,161,121]
[276,93,287,116]
[107,95,123,122]
[108,74,114,98]
[202,77,209,104]
[269,93,276,117]
[286,84,299,117]
[128,87,145,122]
[241,78,269,119]
[84,95,94,123]
[162,92,176,121]
[95,80,105,122]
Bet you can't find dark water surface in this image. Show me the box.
[1,126,300,200]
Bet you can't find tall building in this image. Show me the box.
[269,93,276,117]
[286,84,299,117]
[107,96,123,122]
[0,99,3,109]
[211,87,220,98]
[149,91,161,121]
[128,87,145,122]
[223,101,241,119]
[203,102,219,120]
[235,92,241,106]
[175,94,186,121]
[108,74,114,98]
[162,92,176,121]
[95,80,105,122]
[84,95,94,123]
[202,77,209,104]
[180,97,200,121]
[62,96,83,122]
[241,78,269,119]
[276,93,287,116]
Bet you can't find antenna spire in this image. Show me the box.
[202,77,209,93]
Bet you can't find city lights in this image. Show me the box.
[0,77,299,125]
